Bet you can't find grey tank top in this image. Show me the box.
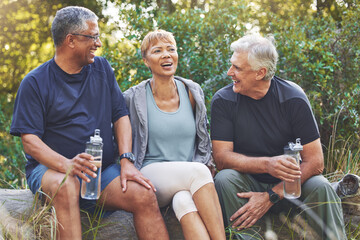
[142,80,196,167]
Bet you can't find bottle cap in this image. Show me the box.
[90,129,102,144]
[288,138,303,152]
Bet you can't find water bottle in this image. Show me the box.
[283,138,303,199]
[81,129,103,200]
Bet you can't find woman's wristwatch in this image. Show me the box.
[119,152,136,164]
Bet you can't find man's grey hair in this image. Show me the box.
[51,6,98,47]
[230,34,278,80]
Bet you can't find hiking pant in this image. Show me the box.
[214,169,347,240]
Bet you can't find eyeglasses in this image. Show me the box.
[71,33,100,42]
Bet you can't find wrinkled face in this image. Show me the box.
[143,40,178,79]
[72,20,102,66]
[227,51,259,95]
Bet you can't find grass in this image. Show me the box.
[0,190,57,240]
[27,191,58,239]
[225,212,324,240]
[81,195,110,240]
[324,109,360,178]
[346,217,360,240]
[0,167,107,240]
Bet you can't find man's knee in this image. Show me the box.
[214,170,255,208]
[44,174,80,203]
[214,169,246,206]
[127,182,158,207]
[302,175,340,202]
[214,169,241,190]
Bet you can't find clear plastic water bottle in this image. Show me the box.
[283,138,303,199]
[81,129,103,200]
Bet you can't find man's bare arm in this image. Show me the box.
[299,138,324,183]
[21,133,96,181]
[212,140,301,182]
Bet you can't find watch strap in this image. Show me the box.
[267,188,280,204]
[119,152,135,164]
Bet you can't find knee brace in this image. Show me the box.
[172,190,197,221]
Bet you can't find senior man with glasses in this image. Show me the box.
[10,6,169,240]
[71,33,101,42]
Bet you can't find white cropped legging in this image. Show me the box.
[140,161,213,221]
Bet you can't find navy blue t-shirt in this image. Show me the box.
[10,57,129,179]
[211,76,320,183]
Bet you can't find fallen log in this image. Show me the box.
[0,174,359,239]
[0,189,183,240]
[331,173,360,226]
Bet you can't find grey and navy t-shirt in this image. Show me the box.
[211,76,319,183]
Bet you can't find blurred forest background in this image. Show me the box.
[0,0,359,189]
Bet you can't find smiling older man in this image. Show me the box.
[211,34,346,240]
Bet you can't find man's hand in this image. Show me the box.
[120,159,156,192]
[66,153,98,182]
[267,155,301,182]
[230,192,273,230]
[21,134,99,181]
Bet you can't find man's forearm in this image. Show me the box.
[299,138,324,183]
[214,150,270,173]
[21,133,68,172]
[212,140,271,173]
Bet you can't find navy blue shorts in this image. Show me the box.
[27,163,121,217]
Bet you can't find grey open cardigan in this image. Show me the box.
[123,76,212,169]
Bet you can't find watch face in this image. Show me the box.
[127,153,135,161]
[121,152,135,163]
[270,194,279,203]
[268,189,280,203]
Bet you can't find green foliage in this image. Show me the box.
[324,109,360,176]
[265,8,360,146]
[103,1,360,149]
[249,0,357,26]
[247,0,315,25]
[103,0,250,110]
[0,0,107,189]
[0,97,26,189]
[1,0,359,191]
[0,0,54,98]
[0,0,106,98]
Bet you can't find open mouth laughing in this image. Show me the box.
[161,62,173,67]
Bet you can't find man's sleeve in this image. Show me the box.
[210,95,235,141]
[286,98,320,145]
[10,76,45,138]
